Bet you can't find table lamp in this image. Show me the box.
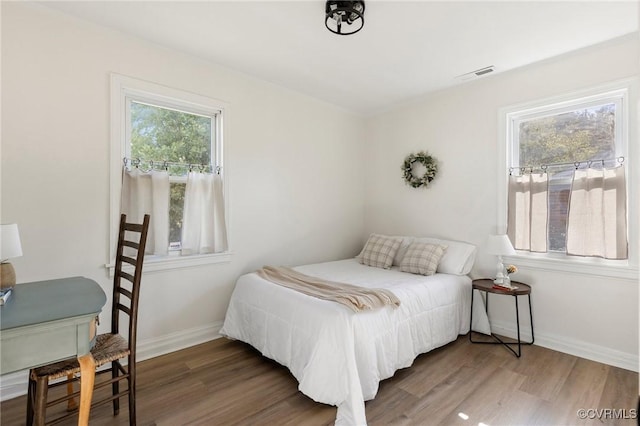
[486,234,515,285]
[1,224,23,289]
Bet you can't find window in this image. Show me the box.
[128,101,215,250]
[498,80,637,278]
[509,93,623,253]
[110,74,230,272]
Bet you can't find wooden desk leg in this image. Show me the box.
[77,353,96,426]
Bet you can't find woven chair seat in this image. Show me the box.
[30,334,130,381]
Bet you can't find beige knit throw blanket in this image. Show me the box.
[256,265,401,312]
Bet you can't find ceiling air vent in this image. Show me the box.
[456,65,495,81]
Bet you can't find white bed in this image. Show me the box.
[220,234,490,425]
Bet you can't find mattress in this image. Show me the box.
[219,259,490,425]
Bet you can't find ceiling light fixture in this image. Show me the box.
[325,1,365,35]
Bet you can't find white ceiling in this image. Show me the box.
[40,1,638,115]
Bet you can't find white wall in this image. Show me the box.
[364,35,639,371]
[1,1,637,402]
[0,2,365,396]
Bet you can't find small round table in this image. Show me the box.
[469,278,534,358]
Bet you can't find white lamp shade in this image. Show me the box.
[485,234,516,256]
[1,224,23,260]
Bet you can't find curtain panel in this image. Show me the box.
[181,172,228,255]
[120,168,170,256]
[566,166,628,260]
[507,173,548,253]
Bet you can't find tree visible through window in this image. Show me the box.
[509,92,624,253]
[129,101,215,248]
[517,104,615,166]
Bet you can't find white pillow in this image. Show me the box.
[356,234,403,269]
[399,242,447,276]
[413,237,477,275]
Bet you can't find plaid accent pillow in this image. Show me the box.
[399,242,447,276]
[358,234,403,269]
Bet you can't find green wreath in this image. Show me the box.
[402,151,438,188]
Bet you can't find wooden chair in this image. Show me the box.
[26,214,150,426]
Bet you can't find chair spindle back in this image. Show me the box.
[112,214,150,356]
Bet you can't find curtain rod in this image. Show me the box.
[510,156,624,175]
[123,157,221,174]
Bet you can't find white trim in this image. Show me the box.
[503,253,638,280]
[500,78,635,126]
[105,251,233,276]
[497,77,639,272]
[0,322,225,402]
[490,319,638,372]
[0,370,28,401]
[136,321,223,362]
[109,73,232,270]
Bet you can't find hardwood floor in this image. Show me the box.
[1,336,637,425]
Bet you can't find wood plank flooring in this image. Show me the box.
[1,336,637,425]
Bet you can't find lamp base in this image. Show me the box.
[494,277,514,289]
[494,256,505,284]
[0,263,16,289]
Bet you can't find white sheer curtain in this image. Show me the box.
[507,173,548,252]
[566,166,628,259]
[121,168,170,255]
[181,172,228,255]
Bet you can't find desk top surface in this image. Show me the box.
[0,276,107,330]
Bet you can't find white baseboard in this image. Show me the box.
[490,320,639,372]
[136,321,223,362]
[0,321,224,402]
[0,371,29,402]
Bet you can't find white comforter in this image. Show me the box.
[220,259,489,425]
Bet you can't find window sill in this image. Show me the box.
[504,252,638,280]
[106,251,233,277]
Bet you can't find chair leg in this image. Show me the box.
[111,362,120,415]
[26,375,35,426]
[66,373,78,411]
[128,359,136,426]
[33,376,49,426]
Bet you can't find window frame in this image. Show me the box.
[126,98,217,250]
[497,79,638,279]
[108,74,232,274]
[509,95,624,170]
